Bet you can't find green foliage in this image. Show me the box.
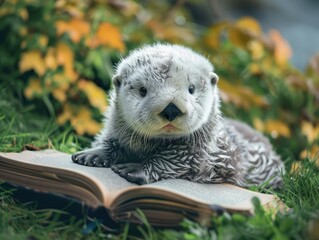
[0,83,90,153]
[1,0,318,167]
[279,159,319,211]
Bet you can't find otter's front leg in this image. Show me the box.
[72,140,123,167]
[112,150,196,184]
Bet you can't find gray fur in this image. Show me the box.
[72,43,284,188]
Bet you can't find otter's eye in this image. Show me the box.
[188,85,195,94]
[140,87,147,97]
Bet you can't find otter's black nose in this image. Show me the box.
[159,103,183,121]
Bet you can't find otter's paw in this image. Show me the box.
[111,163,148,185]
[72,148,110,167]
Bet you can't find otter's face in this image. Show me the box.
[113,46,219,139]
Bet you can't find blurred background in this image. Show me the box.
[190,0,319,70]
[0,0,318,171]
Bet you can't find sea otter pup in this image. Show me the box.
[72,43,284,188]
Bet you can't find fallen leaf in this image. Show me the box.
[19,50,46,76]
[22,144,42,151]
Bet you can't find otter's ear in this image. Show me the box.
[112,74,122,90]
[210,72,219,85]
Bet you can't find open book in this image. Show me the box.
[0,150,282,227]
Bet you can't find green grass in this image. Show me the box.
[1,84,319,240]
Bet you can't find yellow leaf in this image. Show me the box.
[146,19,195,44]
[203,21,228,49]
[57,103,103,135]
[55,0,85,18]
[268,29,292,66]
[56,42,78,81]
[121,1,140,17]
[19,8,28,20]
[57,104,72,125]
[300,146,319,163]
[253,119,291,138]
[51,73,70,90]
[253,118,264,132]
[70,107,102,135]
[24,78,44,99]
[38,35,48,48]
[47,73,70,103]
[56,18,90,43]
[219,79,268,109]
[0,7,11,17]
[78,79,107,112]
[248,63,262,75]
[228,17,262,49]
[52,88,66,102]
[301,121,319,143]
[19,27,28,36]
[260,58,274,72]
[235,17,262,35]
[19,50,46,76]
[248,40,264,60]
[88,22,125,52]
[44,47,57,70]
[228,27,251,48]
[264,119,291,138]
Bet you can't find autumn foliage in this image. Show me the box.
[0,0,318,171]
